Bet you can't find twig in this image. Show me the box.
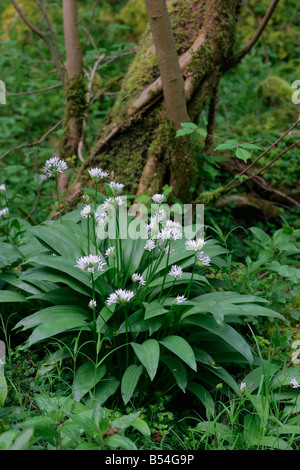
[35,0,65,66]
[226,139,300,192]
[224,0,280,71]
[10,0,65,84]
[7,83,62,97]
[223,118,300,191]
[0,119,63,160]
[82,0,99,52]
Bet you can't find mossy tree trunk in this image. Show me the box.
[72,0,239,201]
[59,0,86,161]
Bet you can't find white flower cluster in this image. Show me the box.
[0,184,5,192]
[186,238,205,252]
[132,273,146,286]
[174,295,186,305]
[107,289,135,306]
[152,194,166,204]
[168,265,183,279]
[105,246,116,258]
[102,196,125,210]
[43,157,68,178]
[290,377,300,389]
[108,182,125,195]
[144,205,182,254]
[0,207,9,218]
[88,167,109,182]
[75,254,106,273]
[80,204,93,219]
[196,251,211,266]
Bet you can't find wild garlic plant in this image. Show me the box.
[12,162,286,409]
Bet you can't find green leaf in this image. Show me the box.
[235,147,251,162]
[143,301,168,320]
[160,355,187,392]
[187,382,215,418]
[93,377,120,405]
[0,291,27,303]
[73,363,106,402]
[159,335,197,371]
[131,339,160,381]
[104,434,137,450]
[215,140,238,151]
[121,364,144,404]
[181,314,253,364]
[180,122,198,129]
[0,370,7,408]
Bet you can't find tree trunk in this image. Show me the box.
[71,0,239,201]
[59,0,86,159]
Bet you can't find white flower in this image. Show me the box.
[108,181,125,195]
[80,204,92,219]
[174,295,187,305]
[75,254,106,273]
[132,273,146,286]
[88,167,109,182]
[107,289,135,306]
[43,156,68,177]
[240,381,246,391]
[144,239,156,251]
[186,238,205,252]
[196,251,211,266]
[0,184,5,192]
[102,196,125,210]
[105,246,116,258]
[95,211,108,225]
[0,207,9,218]
[152,194,166,204]
[89,299,97,309]
[168,265,183,279]
[290,377,300,389]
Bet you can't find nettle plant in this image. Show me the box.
[0,159,286,413]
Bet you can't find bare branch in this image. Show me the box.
[224,0,280,71]
[10,0,65,84]
[82,0,99,52]
[7,83,62,97]
[0,119,63,160]
[35,0,65,66]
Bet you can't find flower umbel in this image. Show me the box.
[196,251,211,266]
[88,167,109,182]
[0,207,9,218]
[290,377,300,389]
[168,265,183,279]
[107,289,135,306]
[43,157,68,177]
[75,254,106,273]
[89,299,97,309]
[132,273,146,286]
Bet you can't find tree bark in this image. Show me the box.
[60,0,86,159]
[71,0,239,201]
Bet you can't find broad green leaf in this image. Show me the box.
[131,339,160,381]
[73,363,106,402]
[0,241,22,269]
[104,434,137,450]
[121,364,144,404]
[159,335,197,371]
[160,355,187,392]
[93,377,120,405]
[143,301,168,320]
[0,369,7,407]
[187,382,215,418]
[0,291,27,303]
[132,417,151,437]
[181,314,253,364]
